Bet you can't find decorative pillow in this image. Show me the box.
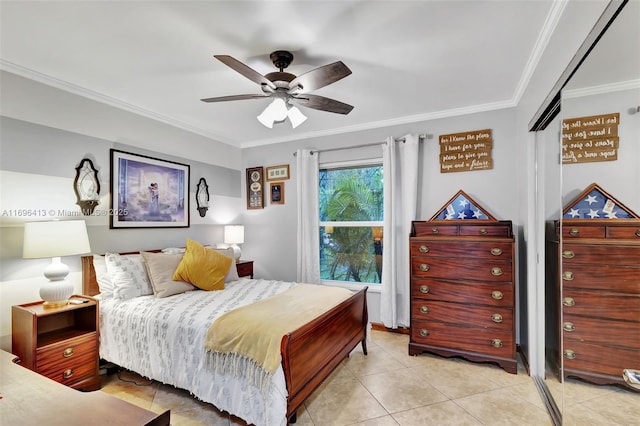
[161,247,185,254]
[141,251,195,298]
[173,239,232,291]
[209,247,240,282]
[92,254,113,299]
[105,253,154,300]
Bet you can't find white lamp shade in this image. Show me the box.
[224,225,244,244]
[257,98,289,128]
[23,220,91,259]
[288,106,307,128]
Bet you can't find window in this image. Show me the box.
[319,161,383,284]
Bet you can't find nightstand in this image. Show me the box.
[236,260,254,278]
[11,295,101,391]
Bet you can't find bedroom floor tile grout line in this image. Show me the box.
[100,330,638,425]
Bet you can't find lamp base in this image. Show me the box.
[40,281,74,308]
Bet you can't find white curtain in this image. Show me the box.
[380,134,420,328]
[296,149,321,283]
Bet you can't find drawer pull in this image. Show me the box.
[563,322,575,332]
[62,348,74,358]
[491,313,503,323]
[419,329,429,337]
[491,267,503,276]
[419,285,430,294]
[563,349,576,360]
[563,297,575,307]
[491,291,503,300]
[491,339,503,348]
[62,369,74,379]
[420,306,429,314]
[569,228,580,237]
[562,271,574,281]
[419,263,430,272]
[490,248,503,256]
[636,229,640,238]
[419,245,429,253]
[562,250,575,259]
[479,228,488,235]
[431,227,439,234]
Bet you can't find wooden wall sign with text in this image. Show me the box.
[562,112,620,164]
[439,129,493,173]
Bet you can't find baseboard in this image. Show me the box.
[370,322,410,335]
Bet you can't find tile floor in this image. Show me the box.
[100,330,637,425]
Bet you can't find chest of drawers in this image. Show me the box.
[409,219,517,374]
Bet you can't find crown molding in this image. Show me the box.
[562,78,640,98]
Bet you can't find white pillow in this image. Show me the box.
[105,253,154,300]
[92,254,113,299]
[161,247,185,254]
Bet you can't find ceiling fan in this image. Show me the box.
[201,50,354,128]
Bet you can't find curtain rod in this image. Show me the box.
[292,133,427,156]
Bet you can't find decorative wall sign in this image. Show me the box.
[270,181,284,205]
[562,112,620,164]
[110,149,190,228]
[74,158,101,215]
[266,164,290,181]
[439,129,493,173]
[246,166,265,209]
[196,177,210,218]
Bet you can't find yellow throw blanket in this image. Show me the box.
[204,284,353,393]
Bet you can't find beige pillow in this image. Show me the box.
[173,239,232,291]
[209,247,240,282]
[141,251,195,298]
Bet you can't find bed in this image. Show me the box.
[81,251,368,425]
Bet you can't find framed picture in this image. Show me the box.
[246,166,265,209]
[266,164,290,181]
[110,149,190,228]
[270,181,285,205]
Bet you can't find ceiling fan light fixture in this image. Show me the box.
[288,106,307,128]
[257,98,289,128]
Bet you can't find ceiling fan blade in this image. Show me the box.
[200,94,269,103]
[288,61,352,93]
[214,55,277,90]
[291,94,354,115]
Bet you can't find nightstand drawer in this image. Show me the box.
[36,333,97,385]
[37,351,98,386]
[236,260,254,278]
[36,332,97,364]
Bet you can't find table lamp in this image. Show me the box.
[223,225,244,263]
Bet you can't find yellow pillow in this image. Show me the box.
[173,239,232,291]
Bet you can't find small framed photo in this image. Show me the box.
[246,167,265,209]
[266,164,290,181]
[270,182,285,205]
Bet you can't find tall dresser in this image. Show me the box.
[409,190,517,374]
[551,183,640,388]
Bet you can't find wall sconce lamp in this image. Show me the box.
[257,98,307,129]
[224,225,244,263]
[73,158,100,215]
[196,177,210,217]
[23,220,91,307]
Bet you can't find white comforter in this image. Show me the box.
[99,278,298,426]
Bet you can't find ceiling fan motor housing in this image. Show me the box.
[270,50,294,70]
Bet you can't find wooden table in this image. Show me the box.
[0,350,170,425]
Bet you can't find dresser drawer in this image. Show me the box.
[562,289,640,321]
[411,320,514,357]
[562,225,605,239]
[562,242,640,265]
[412,257,512,282]
[563,339,640,378]
[412,222,459,236]
[459,224,512,237]
[562,314,639,349]
[607,225,640,239]
[561,264,639,293]
[412,279,513,306]
[410,240,513,260]
[412,300,513,331]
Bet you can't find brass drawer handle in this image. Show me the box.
[419,285,430,294]
[419,329,429,337]
[491,290,503,300]
[562,271,574,281]
[419,245,429,253]
[569,228,580,237]
[563,322,575,332]
[62,369,74,379]
[563,297,575,307]
[491,313,503,323]
[636,229,640,237]
[479,228,488,235]
[490,248,503,256]
[563,349,576,360]
[63,348,74,358]
[491,267,503,276]
[431,228,439,234]
[420,306,429,314]
[419,263,430,272]
[562,250,575,259]
[491,339,503,348]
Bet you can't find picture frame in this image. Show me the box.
[266,164,290,181]
[246,166,265,209]
[110,149,190,228]
[270,181,285,205]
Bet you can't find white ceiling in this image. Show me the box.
[0,1,559,148]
